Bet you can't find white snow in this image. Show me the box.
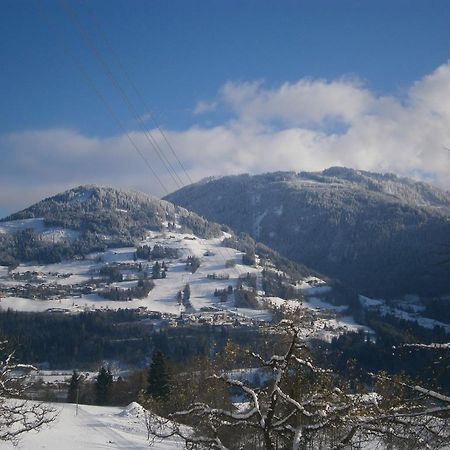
[296,277,333,296]
[0,218,80,243]
[304,297,347,312]
[0,218,47,234]
[360,295,450,334]
[0,231,266,321]
[0,227,371,334]
[265,296,301,311]
[0,402,184,449]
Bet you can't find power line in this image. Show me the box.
[35,0,170,196]
[66,1,245,279]
[63,1,245,280]
[39,0,245,282]
[60,0,185,191]
[82,0,194,186]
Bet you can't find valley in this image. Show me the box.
[0,218,367,341]
[0,183,448,450]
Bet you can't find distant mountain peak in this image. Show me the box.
[1,184,223,242]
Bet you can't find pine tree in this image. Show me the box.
[183,283,190,301]
[152,261,161,279]
[67,370,80,403]
[146,351,170,400]
[95,366,113,406]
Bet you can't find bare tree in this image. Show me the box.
[145,322,450,449]
[0,341,56,445]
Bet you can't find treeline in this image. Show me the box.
[262,269,297,299]
[235,287,259,309]
[185,256,200,273]
[48,339,259,409]
[214,286,233,303]
[0,310,262,369]
[99,278,154,301]
[423,297,450,324]
[0,186,226,267]
[223,232,315,282]
[321,311,450,393]
[0,229,111,267]
[177,212,223,239]
[135,244,179,261]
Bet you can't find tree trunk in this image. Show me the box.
[263,430,274,450]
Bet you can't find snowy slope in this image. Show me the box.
[0,402,183,450]
[0,218,80,243]
[0,229,265,319]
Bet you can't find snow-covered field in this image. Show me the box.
[0,402,184,450]
[0,230,267,320]
[360,295,450,334]
[0,218,80,243]
[0,221,384,338]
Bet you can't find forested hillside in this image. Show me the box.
[166,167,450,298]
[0,185,222,266]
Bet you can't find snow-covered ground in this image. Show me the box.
[0,218,80,243]
[0,402,184,450]
[304,296,347,312]
[0,230,268,321]
[266,295,372,341]
[0,223,373,335]
[360,295,450,334]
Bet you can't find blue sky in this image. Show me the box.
[1,0,450,215]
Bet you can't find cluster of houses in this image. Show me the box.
[0,279,94,301]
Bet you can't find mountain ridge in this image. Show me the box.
[165,167,450,298]
[0,185,317,284]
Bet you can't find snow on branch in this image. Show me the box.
[0,341,57,444]
[396,343,450,350]
[144,322,450,449]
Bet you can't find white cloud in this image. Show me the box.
[192,100,218,115]
[1,61,450,215]
[219,77,376,127]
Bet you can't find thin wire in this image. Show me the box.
[35,0,169,196]
[40,0,245,283]
[83,0,194,186]
[64,1,246,280]
[60,0,185,191]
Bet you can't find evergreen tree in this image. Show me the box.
[152,261,161,279]
[95,366,113,405]
[242,249,256,266]
[146,351,170,400]
[67,370,80,403]
[183,283,191,301]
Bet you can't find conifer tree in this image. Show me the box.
[67,370,80,403]
[152,261,161,279]
[183,283,190,301]
[146,351,170,400]
[95,366,113,405]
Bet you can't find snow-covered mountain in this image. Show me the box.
[1,184,447,342]
[165,168,450,298]
[0,185,367,341]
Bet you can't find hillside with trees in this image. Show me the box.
[166,168,450,298]
[0,185,223,266]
